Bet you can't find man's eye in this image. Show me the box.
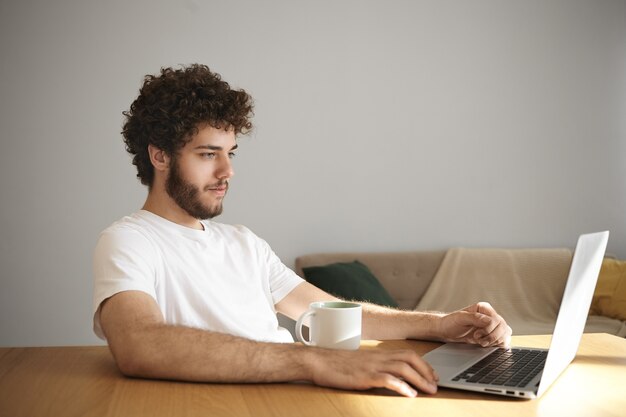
[200,153,216,159]
[228,152,236,159]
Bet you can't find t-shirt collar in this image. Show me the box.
[136,209,212,240]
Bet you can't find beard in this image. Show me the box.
[165,157,226,220]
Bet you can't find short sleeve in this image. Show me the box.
[253,235,304,304]
[92,226,159,339]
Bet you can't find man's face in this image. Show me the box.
[165,125,237,220]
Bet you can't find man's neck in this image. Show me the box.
[142,190,204,230]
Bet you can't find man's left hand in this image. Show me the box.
[437,302,512,348]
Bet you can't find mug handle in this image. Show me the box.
[295,309,315,346]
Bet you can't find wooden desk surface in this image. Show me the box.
[1,333,624,417]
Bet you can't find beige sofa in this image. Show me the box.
[295,249,626,337]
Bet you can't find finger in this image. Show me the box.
[395,350,439,383]
[469,304,509,337]
[493,324,513,347]
[474,322,500,346]
[382,375,418,398]
[384,361,438,395]
[503,327,512,347]
[476,322,513,347]
[474,301,497,316]
[457,311,493,329]
[462,302,492,314]
[470,309,507,343]
[463,302,498,322]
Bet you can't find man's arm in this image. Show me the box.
[100,290,438,397]
[359,301,512,347]
[276,282,512,347]
[99,290,306,382]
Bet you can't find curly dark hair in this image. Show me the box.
[122,64,254,186]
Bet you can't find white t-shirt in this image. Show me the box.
[92,210,303,343]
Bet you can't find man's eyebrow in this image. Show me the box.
[194,144,239,151]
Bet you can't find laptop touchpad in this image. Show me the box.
[424,343,495,368]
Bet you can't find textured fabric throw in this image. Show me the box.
[415,248,574,335]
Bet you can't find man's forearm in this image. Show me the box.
[360,303,444,341]
[361,302,512,348]
[110,323,314,383]
[108,321,443,398]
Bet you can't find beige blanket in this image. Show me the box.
[415,248,574,335]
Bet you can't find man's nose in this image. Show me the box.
[216,156,235,179]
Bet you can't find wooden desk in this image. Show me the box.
[1,333,624,417]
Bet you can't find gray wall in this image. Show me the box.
[1,0,625,347]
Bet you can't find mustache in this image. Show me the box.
[203,180,229,192]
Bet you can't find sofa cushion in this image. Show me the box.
[590,258,626,321]
[302,261,399,308]
[295,251,446,310]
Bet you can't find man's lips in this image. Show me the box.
[205,183,228,195]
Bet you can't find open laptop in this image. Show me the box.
[422,231,609,399]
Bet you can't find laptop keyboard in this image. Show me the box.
[452,348,547,388]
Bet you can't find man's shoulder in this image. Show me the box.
[96,212,161,252]
[100,211,152,236]
[94,213,162,264]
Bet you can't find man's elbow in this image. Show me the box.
[107,336,156,378]
[115,352,145,377]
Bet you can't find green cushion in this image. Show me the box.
[302,261,399,308]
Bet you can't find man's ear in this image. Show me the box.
[147,144,171,172]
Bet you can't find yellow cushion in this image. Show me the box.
[590,258,626,321]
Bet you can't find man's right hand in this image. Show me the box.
[306,348,439,398]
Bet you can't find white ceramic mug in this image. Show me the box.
[295,301,362,350]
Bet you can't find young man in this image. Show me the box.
[93,64,512,398]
